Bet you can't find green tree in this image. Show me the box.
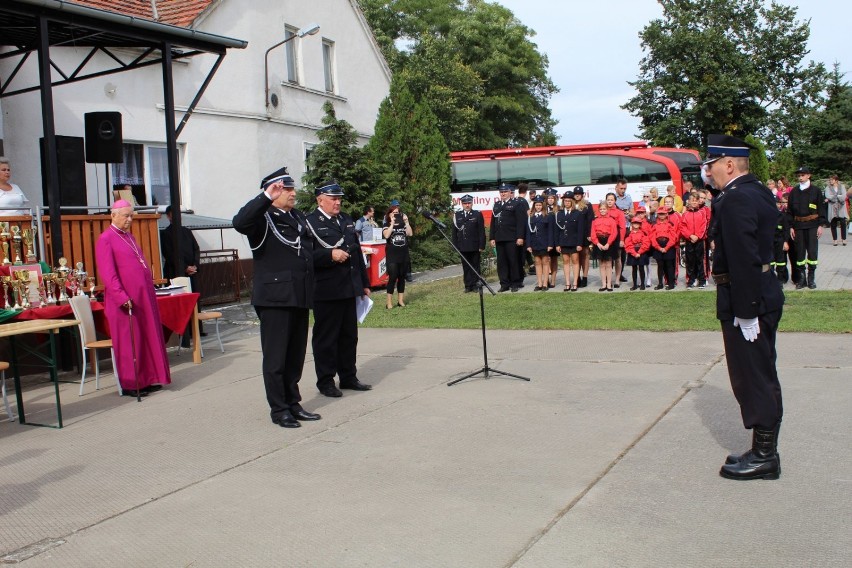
[299,101,375,213]
[746,135,769,183]
[623,0,828,152]
[798,64,852,178]
[768,147,797,183]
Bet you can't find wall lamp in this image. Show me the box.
[264,23,320,109]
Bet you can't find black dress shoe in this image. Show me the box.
[122,389,149,397]
[290,405,321,421]
[498,286,510,292]
[319,384,343,397]
[275,410,301,428]
[144,385,163,393]
[339,379,372,391]
[200,331,209,337]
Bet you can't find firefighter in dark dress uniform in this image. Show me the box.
[232,167,320,428]
[489,183,526,292]
[704,134,785,480]
[786,166,827,289]
[305,181,373,398]
[452,194,486,292]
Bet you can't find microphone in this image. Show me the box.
[421,210,446,229]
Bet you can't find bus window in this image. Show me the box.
[620,156,672,184]
[499,157,559,188]
[451,161,498,193]
[589,155,620,184]
[560,155,592,186]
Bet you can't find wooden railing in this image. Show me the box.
[1,214,163,283]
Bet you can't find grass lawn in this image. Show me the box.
[364,276,852,333]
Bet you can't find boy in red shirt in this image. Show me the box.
[680,192,709,288]
[652,207,679,289]
[624,218,651,290]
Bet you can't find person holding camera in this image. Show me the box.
[382,199,413,309]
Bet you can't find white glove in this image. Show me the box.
[733,317,760,342]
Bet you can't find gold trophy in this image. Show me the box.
[14,269,31,309]
[11,226,22,265]
[0,222,10,265]
[37,280,47,308]
[22,227,37,264]
[86,276,97,301]
[1,275,11,309]
[74,262,87,297]
[55,258,71,303]
[42,273,57,304]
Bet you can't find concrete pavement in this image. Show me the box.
[1,323,849,566]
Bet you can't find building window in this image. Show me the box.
[112,142,186,208]
[322,39,335,93]
[304,143,316,173]
[284,26,299,84]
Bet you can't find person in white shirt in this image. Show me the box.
[0,157,31,216]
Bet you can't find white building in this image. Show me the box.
[0,0,391,256]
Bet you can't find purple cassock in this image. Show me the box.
[95,225,171,390]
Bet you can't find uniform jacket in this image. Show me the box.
[490,198,527,242]
[233,193,314,308]
[553,208,585,248]
[160,223,200,280]
[624,228,650,257]
[711,173,784,320]
[651,220,678,252]
[680,207,708,241]
[786,183,827,229]
[606,207,626,242]
[452,209,486,252]
[590,216,618,247]
[525,212,553,250]
[305,209,369,301]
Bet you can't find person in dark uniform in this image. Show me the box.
[489,183,526,292]
[525,196,553,291]
[305,181,372,397]
[516,182,534,276]
[572,186,595,287]
[787,166,827,289]
[232,168,320,428]
[555,191,585,291]
[703,134,785,480]
[452,194,486,292]
[161,204,203,346]
[771,195,791,284]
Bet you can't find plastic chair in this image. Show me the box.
[68,295,122,396]
[1,361,14,422]
[170,278,224,356]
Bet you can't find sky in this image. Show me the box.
[494,0,852,145]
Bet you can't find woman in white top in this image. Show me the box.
[0,157,30,216]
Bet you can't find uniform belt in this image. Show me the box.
[794,214,818,222]
[712,264,770,285]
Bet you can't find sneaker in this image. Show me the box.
[698,282,706,289]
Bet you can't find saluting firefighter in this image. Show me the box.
[452,194,486,292]
[490,183,526,292]
[305,181,373,398]
[232,167,320,429]
[786,166,827,289]
[703,134,785,481]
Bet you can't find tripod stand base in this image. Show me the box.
[447,366,531,386]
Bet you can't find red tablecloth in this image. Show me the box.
[12,293,199,339]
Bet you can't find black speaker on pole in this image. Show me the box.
[84,111,123,163]
[40,136,88,207]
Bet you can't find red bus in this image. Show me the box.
[450,142,702,221]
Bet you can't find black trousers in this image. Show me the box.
[255,306,308,422]
[794,227,819,271]
[829,218,847,241]
[684,240,706,284]
[313,297,359,388]
[386,261,406,294]
[460,250,481,290]
[720,308,783,430]
[495,240,522,287]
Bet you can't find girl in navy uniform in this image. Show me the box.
[590,202,618,291]
[544,189,561,288]
[525,196,553,291]
[555,192,585,291]
[382,199,413,308]
[573,187,595,287]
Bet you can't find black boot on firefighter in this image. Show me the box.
[807,267,816,289]
[720,423,781,480]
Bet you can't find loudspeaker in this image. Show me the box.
[84,111,123,163]
[40,136,88,207]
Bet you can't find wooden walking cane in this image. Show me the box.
[127,302,141,403]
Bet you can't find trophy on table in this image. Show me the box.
[42,273,57,304]
[22,227,38,264]
[1,275,12,309]
[74,262,88,297]
[86,276,97,300]
[14,269,31,309]
[37,280,47,308]
[55,258,70,303]
[11,226,22,265]
[0,222,10,265]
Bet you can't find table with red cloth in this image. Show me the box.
[11,292,202,364]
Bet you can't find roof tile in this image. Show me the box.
[70,1,214,28]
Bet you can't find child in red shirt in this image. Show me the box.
[680,192,709,288]
[624,218,651,290]
[651,207,678,289]
[591,202,619,291]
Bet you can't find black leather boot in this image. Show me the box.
[807,268,816,289]
[794,272,806,289]
[726,421,780,464]
[720,424,780,480]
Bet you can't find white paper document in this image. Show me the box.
[356,295,374,324]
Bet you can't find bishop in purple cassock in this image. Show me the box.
[95,200,171,396]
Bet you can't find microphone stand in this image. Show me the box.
[422,213,530,387]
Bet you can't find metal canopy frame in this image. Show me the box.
[0,0,246,276]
